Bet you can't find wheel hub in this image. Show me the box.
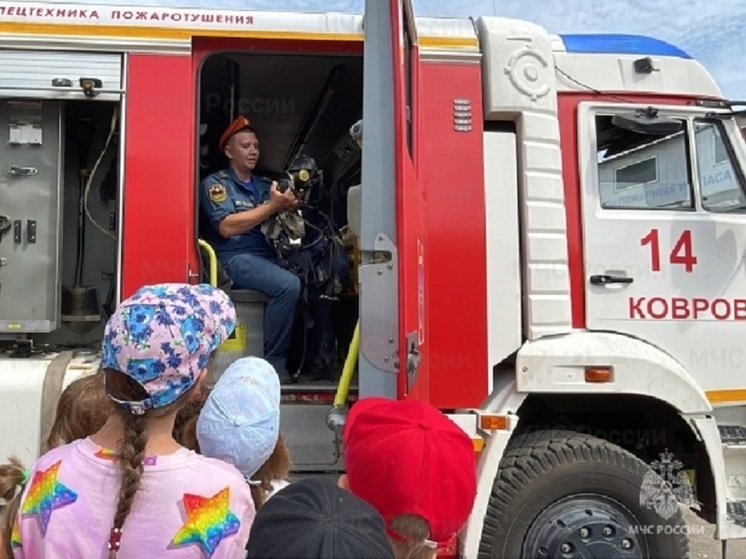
[522,494,648,558]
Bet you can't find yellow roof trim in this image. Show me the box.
[419,36,479,49]
[0,22,361,41]
[0,22,478,50]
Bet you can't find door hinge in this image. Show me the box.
[187,265,200,283]
[406,331,421,391]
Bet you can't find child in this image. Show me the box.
[177,410,291,510]
[0,457,26,559]
[10,283,256,558]
[0,372,113,559]
[340,397,478,559]
[46,370,114,450]
[195,356,290,510]
[245,477,396,559]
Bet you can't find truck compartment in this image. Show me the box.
[0,98,120,351]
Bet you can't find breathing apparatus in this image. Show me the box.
[277,154,323,200]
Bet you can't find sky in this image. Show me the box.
[39,0,746,100]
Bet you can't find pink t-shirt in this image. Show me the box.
[10,437,255,559]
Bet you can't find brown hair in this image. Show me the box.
[0,457,26,559]
[104,369,199,559]
[1,373,114,557]
[248,434,291,510]
[172,397,205,451]
[173,399,291,511]
[47,372,113,450]
[389,514,438,559]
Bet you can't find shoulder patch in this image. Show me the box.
[21,460,78,535]
[208,183,227,203]
[171,487,240,557]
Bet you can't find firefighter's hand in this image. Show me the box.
[269,181,297,211]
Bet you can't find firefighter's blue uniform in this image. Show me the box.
[199,167,301,376]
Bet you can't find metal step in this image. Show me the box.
[727,500,746,528]
[719,425,746,445]
[280,382,358,404]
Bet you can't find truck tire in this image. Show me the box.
[478,429,690,559]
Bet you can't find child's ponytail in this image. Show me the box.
[106,412,147,558]
[104,369,201,557]
[0,456,29,557]
[388,514,439,559]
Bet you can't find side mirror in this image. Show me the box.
[612,109,682,136]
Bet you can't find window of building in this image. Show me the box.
[614,157,658,192]
[695,119,746,212]
[595,114,694,210]
[713,133,729,165]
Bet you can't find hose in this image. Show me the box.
[83,106,118,241]
[333,319,359,407]
[325,319,359,434]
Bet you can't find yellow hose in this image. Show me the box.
[197,239,218,287]
[333,320,359,407]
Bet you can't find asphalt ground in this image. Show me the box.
[680,509,746,559]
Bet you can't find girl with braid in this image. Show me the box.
[9,283,256,558]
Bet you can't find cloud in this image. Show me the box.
[35,0,746,98]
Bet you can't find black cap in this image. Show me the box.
[246,477,396,559]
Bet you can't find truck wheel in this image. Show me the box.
[478,429,690,559]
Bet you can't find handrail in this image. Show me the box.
[197,239,217,287]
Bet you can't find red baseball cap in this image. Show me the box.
[219,115,253,151]
[343,397,477,546]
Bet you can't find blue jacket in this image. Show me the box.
[199,167,275,260]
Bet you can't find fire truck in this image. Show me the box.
[1,0,746,556]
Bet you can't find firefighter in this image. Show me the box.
[199,115,300,383]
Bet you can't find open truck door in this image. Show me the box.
[357,0,426,399]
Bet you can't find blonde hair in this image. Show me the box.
[104,369,199,559]
[1,372,113,558]
[0,457,25,559]
[389,514,438,559]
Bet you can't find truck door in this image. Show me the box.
[578,102,746,396]
[358,0,427,399]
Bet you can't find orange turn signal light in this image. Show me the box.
[479,414,508,431]
[585,366,613,383]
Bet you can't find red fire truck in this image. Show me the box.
[2,0,746,557]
